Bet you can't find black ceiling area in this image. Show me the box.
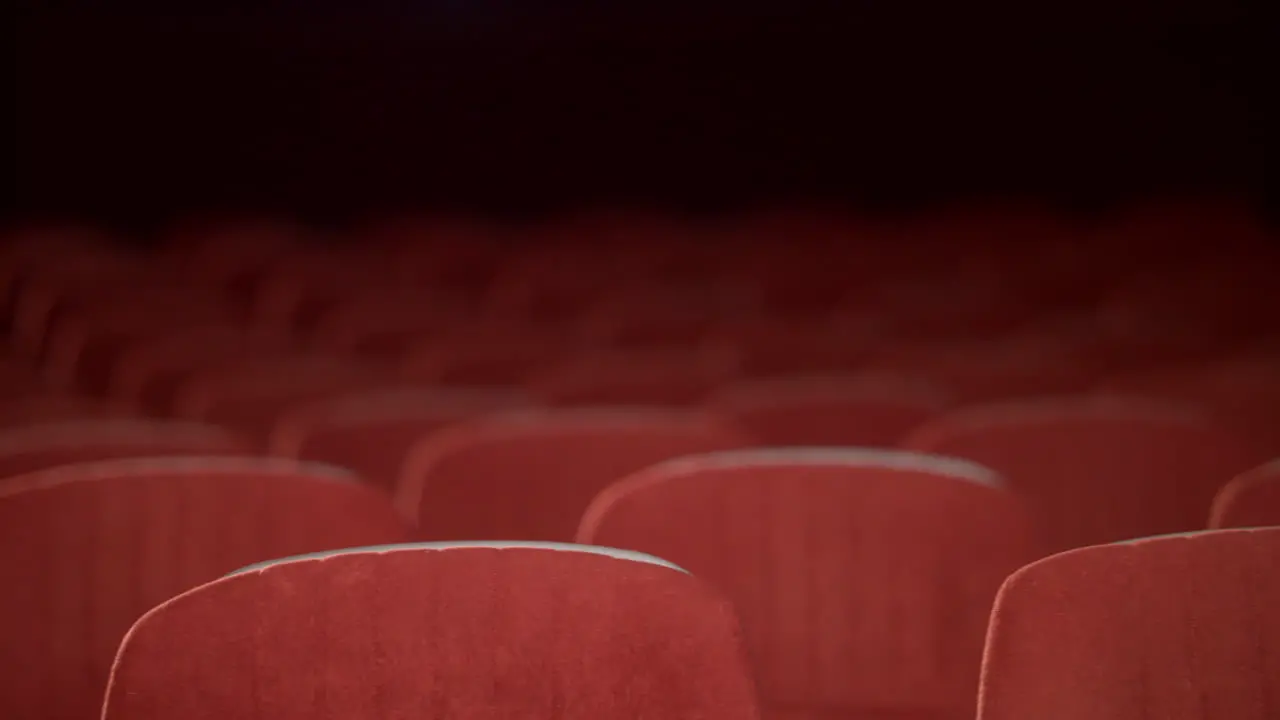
[11,2,1273,230]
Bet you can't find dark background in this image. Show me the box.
[11,2,1273,232]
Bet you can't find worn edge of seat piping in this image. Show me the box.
[631,447,1005,488]
[0,456,360,499]
[1110,526,1280,546]
[225,541,690,576]
[992,525,1280,596]
[0,420,240,454]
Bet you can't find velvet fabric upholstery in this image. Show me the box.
[0,457,411,720]
[530,350,737,407]
[0,419,249,479]
[711,375,948,447]
[102,544,762,720]
[401,409,749,537]
[1209,459,1280,528]
[977,527,1280,720]
[168,356,385,445]
[903,397,1258,553]
[1098,354,1280,462]
[269,387,531,495]
[397,326,571,386]
[578,448,1041,720]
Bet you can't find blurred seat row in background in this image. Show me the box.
[2,202,1278,719]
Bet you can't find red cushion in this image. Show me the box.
[102,544,761,720]
[903,397,1258,553]
[579,448,1041,720]
[0,457,411,720]
[978,528,1280,720]
[1209,459,1280,529]
[401,409,749,539]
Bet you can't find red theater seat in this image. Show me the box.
[102,543,761,720]
[707,317,868,377]
[865,332,1102,403]
[103,324,290,408]
[0,395,127,429]
[0,457,411,720]
[0,419,249,479]
[39,299,238,392]
[307,290,465,357]
[977,528,1280,720]
[530,349,738,407]
[400,409,749,538]
[398,325,573,387]
[579,448,1039,720]
[1209,459,1280,529]
[168,356,387,444]
[1098,354,1280,462]
[269,386,531,494]
[903,397,1259,553]
[711,374,949,447]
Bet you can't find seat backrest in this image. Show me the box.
[397,326,572,387]
[0,419,249,479]
[102,543,761,720]
[530,350,737,407]
[863,333,1101,403]
[269,386,531,493]
[977,527,1280,720]
[0,395,124,429]
[106,324,289,407]
[903,397,1258,553]
[578,448,1039,720]
[0,457,411,720]
[401,409,750,538]
[711,374,949,447]
[1209,458,1280,529]
[171,355,382,419]
[169,356,387,444]
[1098,354,1280,462]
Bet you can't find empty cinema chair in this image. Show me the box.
[1098,353,1280,463]
[0,418,249,478]
[167,355,388,446]
[396,324,573,387]
[268,386,532,494]
[0,456,411,720]
[902,397,1259,553]
[1209,458,1280,528]
[710,374,949,447]
[400,409,749,537]
[0,394,126,429]
[101,543,761,720]
[529,349,739,407]
[99,324,292,408]
[578,448,1040,720]
[976,527,1280,720]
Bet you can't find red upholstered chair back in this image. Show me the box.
[1209,458,1280,529]
[102,543,762,720]
[0,419,249,479]
[0,457,411,720]
[269,386,532,494]
[401,409,750,539]
[977,527,1280,720]
[530,349,737,407]
[711,374,949,447]
[578,448,1040,720]
[903,397,1258,553]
